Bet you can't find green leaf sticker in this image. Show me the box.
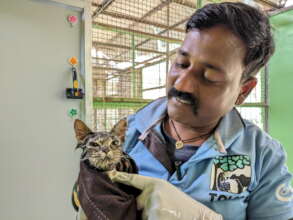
[68,108,78,118]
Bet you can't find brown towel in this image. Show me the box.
[77,162,142,220]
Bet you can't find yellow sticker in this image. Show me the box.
[73,80,78,88]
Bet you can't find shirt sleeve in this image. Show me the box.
[123,114,140,153]
[247,140,293,220]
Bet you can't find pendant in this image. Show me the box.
[175,140,184,149]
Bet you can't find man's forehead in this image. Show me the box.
[181,27,245,60]
[188,26,243,46]
[177,26,246,78]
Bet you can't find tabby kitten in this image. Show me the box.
[72,119,138,212]
[74,118,137,173]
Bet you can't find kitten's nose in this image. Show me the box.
[102,147,110,153]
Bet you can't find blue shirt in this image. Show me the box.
[123,97,293,220]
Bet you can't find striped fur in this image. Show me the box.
[76,131,137,172]
[72,119,138,212]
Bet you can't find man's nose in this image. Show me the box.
[174,69,197,92]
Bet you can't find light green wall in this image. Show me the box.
[0,0,82,219]
[269,10,293,173]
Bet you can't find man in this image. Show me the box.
[109,2,293,220]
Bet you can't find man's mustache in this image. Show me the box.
[167,87,199,114]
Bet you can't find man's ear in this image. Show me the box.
[110,118,127,143]
[235,77,257,105]
[74,119,93,142]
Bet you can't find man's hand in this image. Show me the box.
[108,171,223,220]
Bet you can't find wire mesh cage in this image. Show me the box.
[91,0,189,131]
[93,106,138,131]
[236,68,268,130]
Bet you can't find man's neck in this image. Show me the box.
[164,117,219,146]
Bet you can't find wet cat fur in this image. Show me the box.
[74,119,137,173]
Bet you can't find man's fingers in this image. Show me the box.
[107,170,156,190]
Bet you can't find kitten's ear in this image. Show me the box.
[74,119,93,142]
[111,118,127,143]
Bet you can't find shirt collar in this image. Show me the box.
[214,108,245,153]
[135,97,245,152]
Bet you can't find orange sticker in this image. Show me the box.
[69,57,78,66]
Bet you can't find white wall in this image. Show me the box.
[0,0,82,219]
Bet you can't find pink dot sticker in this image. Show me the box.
[67,15,78,26]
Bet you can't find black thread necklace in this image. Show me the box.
[170,119,212,149]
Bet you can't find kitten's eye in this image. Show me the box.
[90,142,99,147]
[111,139,120,146]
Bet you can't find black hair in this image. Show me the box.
[186,2,275,80]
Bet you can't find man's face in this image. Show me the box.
[167,25,252,127]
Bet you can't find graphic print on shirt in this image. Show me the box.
[210,155,251,194]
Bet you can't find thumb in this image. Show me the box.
[107,170,154,190]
